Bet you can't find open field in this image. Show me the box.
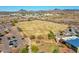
[16,20,68,36]
[16,20,69,52]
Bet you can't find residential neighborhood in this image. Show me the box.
[0,6,79,53]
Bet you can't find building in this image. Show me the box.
[63,36,79,52]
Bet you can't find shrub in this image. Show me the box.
[11,21,15,26]
[49,45,59,53]
[12,36,16,38]
[7,37,11,40]
[23,34,28,38]
[4,29,9,34]
[30,35,35,39]
[17,27,23,32]
[37,35,44,39]
[0,32,4,37]
[76,34,79,37]
[48,31,55,39]
[28,18,31,21]
[20,45,29,53]
[31,44,39,53]
[52,48,59,53]
[20,47,28,53]
[21,12,26,16]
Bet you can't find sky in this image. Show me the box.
[0,6,79,11]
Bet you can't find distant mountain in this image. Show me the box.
[18,9,27,12]
[63,9,79,11]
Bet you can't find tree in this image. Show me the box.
[11,19,18,26]
[0,38,2,44]
[48,31,55,39]
[7,37,11,40]
[59,31,63,36]
[68,26,72,32]
[13,19,18,23]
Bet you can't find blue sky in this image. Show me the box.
[0,6,79,11]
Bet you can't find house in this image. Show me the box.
[62,36,79,53]
[63,26,77,36]
[55,26,79,52]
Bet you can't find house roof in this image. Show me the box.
[63,36,79,47]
